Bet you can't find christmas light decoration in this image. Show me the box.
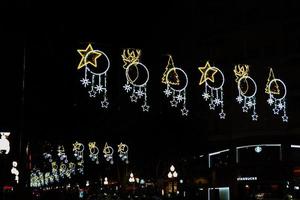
[73,141,84,160]
[11,161,19,184]
[118,142,129,164]
[265,68,288,122]
[0,132,10,154]
[59,163,67,178]
[234,64,258,121]
[198,61,226,119]
[122,49,150,112]
[51,161,60,182]
[57,145,68,163]
[77,43,110,108]
[88,142,99,164]
[103,142,114,164]
[43,152,53,162]
[162,55,189,116]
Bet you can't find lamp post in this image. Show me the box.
[168,165,178,195]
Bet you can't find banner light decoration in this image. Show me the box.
[103,142,114,164]
[73,141,84,160]
[118,142,129,164]
[88,142,100,164]
[198,61,226,119]
[51,161,60,182]
[57,145,68,163]
[66,162,76,178]
[162,55,189,116]
[77,43,110,108]
[0,132,10,154]
[122,49,150,112]
[234,65,258,121]
[265,68,288,122]
[59,163,67,178]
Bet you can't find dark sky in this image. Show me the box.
[1,0,300,168]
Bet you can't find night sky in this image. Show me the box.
[1,0,300,171]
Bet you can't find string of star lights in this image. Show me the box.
[103,142,114,164]
[77,43,110,108]
[118,142,129,164]
[234,64,258,121]
[122,48,150,112]
[198,61,226,119]
[162,55,189,116]
[73,141,84,160]
[88,142,100,164]
[265,68,288,122]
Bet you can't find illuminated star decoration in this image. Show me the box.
[77,43,110,109]
[162,55,189,116]
[73,141,84,160]
[122,49,150,112]
[265,68,288,122]
[88,142,100,164]
[118,142,129,164]
[198,61,225,119]
[103,142,114,165]
[234,64,258,121]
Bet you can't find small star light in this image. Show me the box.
[121,49,150,112]
[77,43,110,108]
[57,145,68,163]
[88,142,100,164]
[118,142,129,164]
[198,61,226,119]
[265,68,288,122]
[103,142,114,165]
[0,132,10,154]
[234,65,258,121]
[73,141,85,160]
[162,55,189,116]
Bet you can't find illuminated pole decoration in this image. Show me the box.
[265,68,288,122]
[198,61,226,119]
[234,65,258,121]
[73,141,85,160]
[162,55,189,116]
[103,142,114,165]
[77,43,110,108]
[121,49,150,112]
[88,142,100,164]
[118,142,129,164]
[0,132,10,154]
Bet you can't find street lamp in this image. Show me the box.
[168,165,178,195]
